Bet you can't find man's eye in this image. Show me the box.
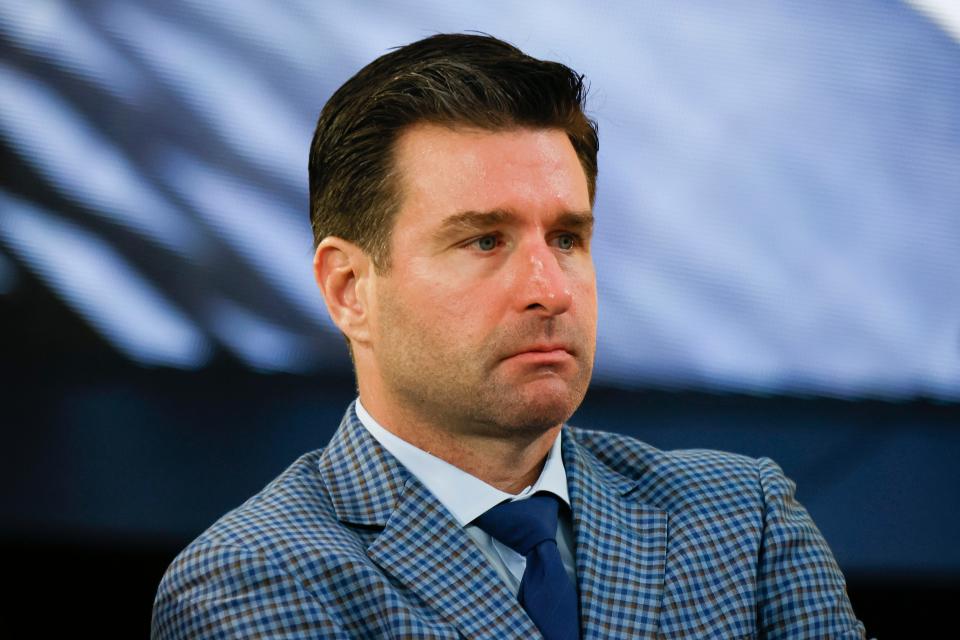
[555,234,576,251]
[474,235,499,251]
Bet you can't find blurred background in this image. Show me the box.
[2,0,958,636]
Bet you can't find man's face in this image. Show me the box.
[366,124,597,437]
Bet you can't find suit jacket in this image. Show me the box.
[152,404,865,639]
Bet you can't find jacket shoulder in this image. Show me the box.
[567,427,864,637]
[178,447,387,570]
[152,449,367,638]
[197,450,337,546]
[567,426,765,513]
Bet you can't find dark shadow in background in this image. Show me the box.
[3,284,957,637]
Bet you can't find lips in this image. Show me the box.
[514,344,572,355]
[501,343,575,363]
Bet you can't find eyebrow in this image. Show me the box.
[433,208,594,240]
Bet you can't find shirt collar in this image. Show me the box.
[355,397,570,527]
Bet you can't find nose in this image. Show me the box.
[513,239,573,316]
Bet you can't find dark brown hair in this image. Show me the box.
[308,33,598,270]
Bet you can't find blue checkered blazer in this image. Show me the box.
[153,404,865,638]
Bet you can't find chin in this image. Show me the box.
[494,382,584,434]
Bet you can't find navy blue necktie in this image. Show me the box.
[473,493,580,640]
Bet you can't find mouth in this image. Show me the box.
[502,344,575,365]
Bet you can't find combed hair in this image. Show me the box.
[308,33,599,271]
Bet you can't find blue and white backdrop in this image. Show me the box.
[3,0,958,398]
[1,1,959,583]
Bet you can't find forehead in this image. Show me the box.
[390,123,590,227]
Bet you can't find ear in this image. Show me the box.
[313,237,372,344]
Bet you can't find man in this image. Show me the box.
[153,34,866,639]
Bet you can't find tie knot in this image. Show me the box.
[473,493,561,555]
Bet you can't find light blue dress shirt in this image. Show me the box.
[355,398,578,594]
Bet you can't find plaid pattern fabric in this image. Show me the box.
[152,404,865,639]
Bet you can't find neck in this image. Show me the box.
[359,393,560,495]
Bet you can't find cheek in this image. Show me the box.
[409,260,469,304]
[402,260,491,332]
[571,270,599,326]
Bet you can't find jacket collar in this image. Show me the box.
[316,404,667,639]
[316,402,409,527]
[562,427,668,639]
[317,404,540,638]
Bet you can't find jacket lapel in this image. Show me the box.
[563,428,668,639]
[367,478,541,639]
[318,405,540,639]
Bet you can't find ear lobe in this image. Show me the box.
[313,237,371,343]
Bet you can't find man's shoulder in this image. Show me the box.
[565,427,864,638]
[195,449,329,545]
[153,445,387,638]
[568,424,761,478]
[567,425,769,512]
[169,447,364,573]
